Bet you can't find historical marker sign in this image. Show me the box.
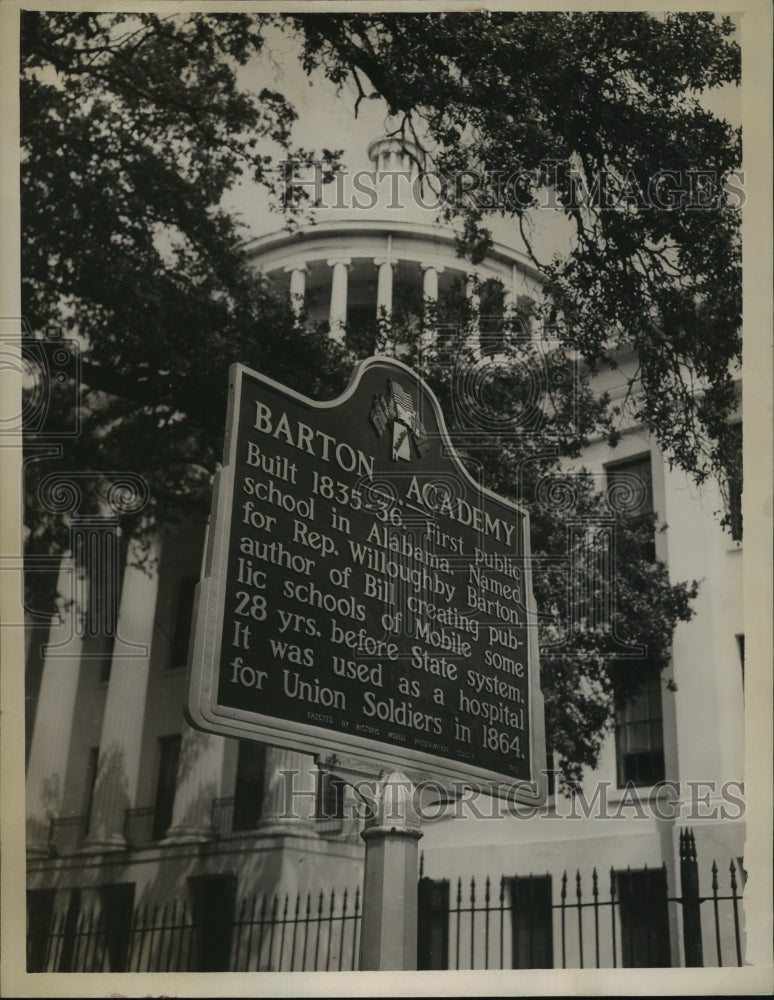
[187,357,546,802]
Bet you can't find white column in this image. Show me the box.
[257,748,318,837]
[419,263,444,353]
[663,468,745,787]
[83,533,160,851]
[465,272,480,310]
[162,724,226,843]
[25,554,86,856]
[421,262,443,303]
[374,258,394,318]
[284,264,307,319]
[327,257,351,341]
[466,272,481,356]
[504,263,519,314]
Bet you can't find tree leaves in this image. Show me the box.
[21,11,713,785]
[294,11,741,487]
[358,307,698,787]
[22,10,341,546]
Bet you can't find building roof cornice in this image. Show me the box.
[242,218,544,283]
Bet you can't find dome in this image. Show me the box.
[244,137,543,340]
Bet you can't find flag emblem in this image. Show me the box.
[369,378,429,462]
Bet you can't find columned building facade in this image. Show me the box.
[24,136,745,972]
[247,219,540,337]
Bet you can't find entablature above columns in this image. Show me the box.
[244,220,543,284]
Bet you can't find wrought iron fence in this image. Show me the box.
[47,815,88,855]
[28,828,744,972]
[417,832,745,970]
[231,888,362,972]
[28,886,362,973]
[211,796,235,837]
[124,807,158,848]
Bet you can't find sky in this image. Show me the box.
[223,18,572,264]
[221,13,742,269]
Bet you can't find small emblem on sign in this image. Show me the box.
[369,378,430,461]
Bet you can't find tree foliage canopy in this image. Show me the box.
[22,10,346,542]
[295,11,742,487]
[22,9,739,784]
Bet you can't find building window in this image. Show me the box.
[98,883,135,972]
[510,875,553,968]
[614,668,665,788]
[606,453,656,561]
[727,422,743,541]
[232,740,266,832]
[188,874,237,971]
[152,734,181,841]
[27,888,56,972]
[417,877,450,970]
[315,770,346,820]
[616,867,671,967]
[169,575,198,669]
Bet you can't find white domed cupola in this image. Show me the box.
[367,134,424,181]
